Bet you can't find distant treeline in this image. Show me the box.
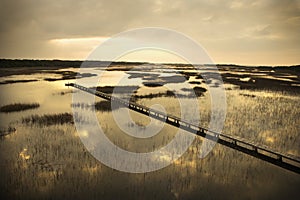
[0,59,299,71]
[0,59,82,68]
[217,64,300,72]
[0,59,149,68]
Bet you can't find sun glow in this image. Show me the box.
[50,37,110,45]
[48,37,110,60]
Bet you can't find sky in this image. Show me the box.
[0,0,300,66]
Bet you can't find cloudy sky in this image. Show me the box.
[0,0,299,65]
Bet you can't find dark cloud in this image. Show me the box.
[0,0,299,65]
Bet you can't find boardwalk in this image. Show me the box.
[66,83,300,174]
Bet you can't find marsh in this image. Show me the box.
[0,60,299,199]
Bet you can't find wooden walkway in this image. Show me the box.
[66,83,300,174]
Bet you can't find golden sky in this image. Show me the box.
[0,0,300,66]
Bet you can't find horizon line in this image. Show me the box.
[0,58,299,68]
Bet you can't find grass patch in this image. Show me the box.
[71,101,125,112]
[0,103,40,113]
[44,71,96,81]
[239,93,256,98]
[22,113,73,126]
[94,101,124,111]
[0,79,38,85]
[132,90,176,100]
[131,88,207,100]
[181,86,207,97]
[193,86,207,96]
[143,75,187,87]
[189,81,201,84]
[143,82,164,87]
[93,86,139,94]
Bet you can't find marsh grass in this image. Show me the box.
[1,63,300,199]
[22,113,73,126]
[44,71,96,81]
[188,81,201,84]
[0,103,40,113]
[143,82,164,87]
[94,85,140,94]
[0,79,38,84]
[94,101,124,111]
[181,87,207,97]
[131,90,176,100]
[71,101,125,112]
[3,109,298,200]
[130,87,207,102]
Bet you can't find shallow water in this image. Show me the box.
[0,66,299,199]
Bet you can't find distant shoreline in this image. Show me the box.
[0,58,299,68]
